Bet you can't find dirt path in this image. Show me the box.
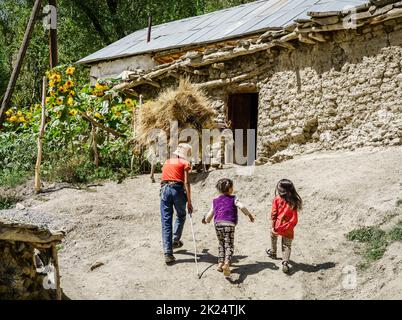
[9,146,402,299]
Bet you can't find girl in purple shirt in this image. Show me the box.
[202,178,255,276]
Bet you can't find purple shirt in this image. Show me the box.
[213,195,238,225]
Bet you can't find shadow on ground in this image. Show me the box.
[287,261,337,276]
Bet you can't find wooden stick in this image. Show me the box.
[51,244,62,300]
[91,124,99,167]
[80,111,123,138]
[34,77,47,194]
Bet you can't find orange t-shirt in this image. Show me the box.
[162,158,191,182]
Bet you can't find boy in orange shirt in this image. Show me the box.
[160,143,193,264]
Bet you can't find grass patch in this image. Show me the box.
[0,194,21,210]
[388,222,402,242]
[347,222,402,264]
[0,169,30,188]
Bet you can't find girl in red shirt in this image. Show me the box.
[266,179,302,273]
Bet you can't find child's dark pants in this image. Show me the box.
[215,225,235,264]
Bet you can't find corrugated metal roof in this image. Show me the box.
[78,0,368,64]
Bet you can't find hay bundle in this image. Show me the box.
[136,79,216,146]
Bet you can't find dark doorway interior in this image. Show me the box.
[227,93,258,163]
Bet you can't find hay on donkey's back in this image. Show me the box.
[137,79,216,145]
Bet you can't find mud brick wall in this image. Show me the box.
[256,21,402,162]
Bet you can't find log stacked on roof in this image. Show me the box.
[113,0,402,93]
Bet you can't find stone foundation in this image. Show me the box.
[0,241,53,300]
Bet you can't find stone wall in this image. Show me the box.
[256,22,402,163]
[0,241,53,300]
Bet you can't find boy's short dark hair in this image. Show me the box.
[216,178,233,194]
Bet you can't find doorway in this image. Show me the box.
[227,93,258,164]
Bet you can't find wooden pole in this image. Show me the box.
[51,244,62,300]
[34,77,47,194]
[48,0,58,68]
[91,124,99,167]
[147,15,152,43]
[0,0,42,124]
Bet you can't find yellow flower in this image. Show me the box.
[115,111,122,118]
[9,116,17,122]
[46,97,52,104]
[125,98,134,108]
[5,109,13,116]
[59,86,66,93]
[94,112,103,119]
[56,97,63,105]
[52,73,61,83]
[18,116,26,123]
[69,109,78,116]
[56,111,61,118]
[69,90,76,97]
[66,66,76,75]
[65,80,74,88]
[95,82,103,90]
[17,110,23,117]
[49,80,56,88]
[67,97,74,106]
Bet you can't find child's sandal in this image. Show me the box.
[282,261,290,274]
[222,265,231,277]
[266,249,277,259]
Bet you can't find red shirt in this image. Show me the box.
[271,196,298,239]
[162,158,190,182]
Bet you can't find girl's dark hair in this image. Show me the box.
[275,179,302,210]
[216,178,233,194]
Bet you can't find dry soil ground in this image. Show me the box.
[2,146,402,299]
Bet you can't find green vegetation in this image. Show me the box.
[0,0,254,188]
[347,223,402,263]
[0,193,21,210]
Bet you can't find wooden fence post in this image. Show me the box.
[34,77,47,194]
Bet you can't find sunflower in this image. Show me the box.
[66,66,75,75]
[59,86,66,93]
[69,90,76,97]
[49,90,56,97]
[69,109,78,116]
[9,116,17,122]
[65,80,74,88]
[115,111,122,118]
[67,97,74,106]
[18,116,26,123]
[49,80,56,88]
[95,82,104,90]
[5,109,13,116]
[125,98,134,108]
[94,112,103,119]
[17,110,23,117]
[52,73,61,83]
[56,97,63,105]
[46,97,52,104]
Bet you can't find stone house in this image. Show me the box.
[78,0,402,164]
